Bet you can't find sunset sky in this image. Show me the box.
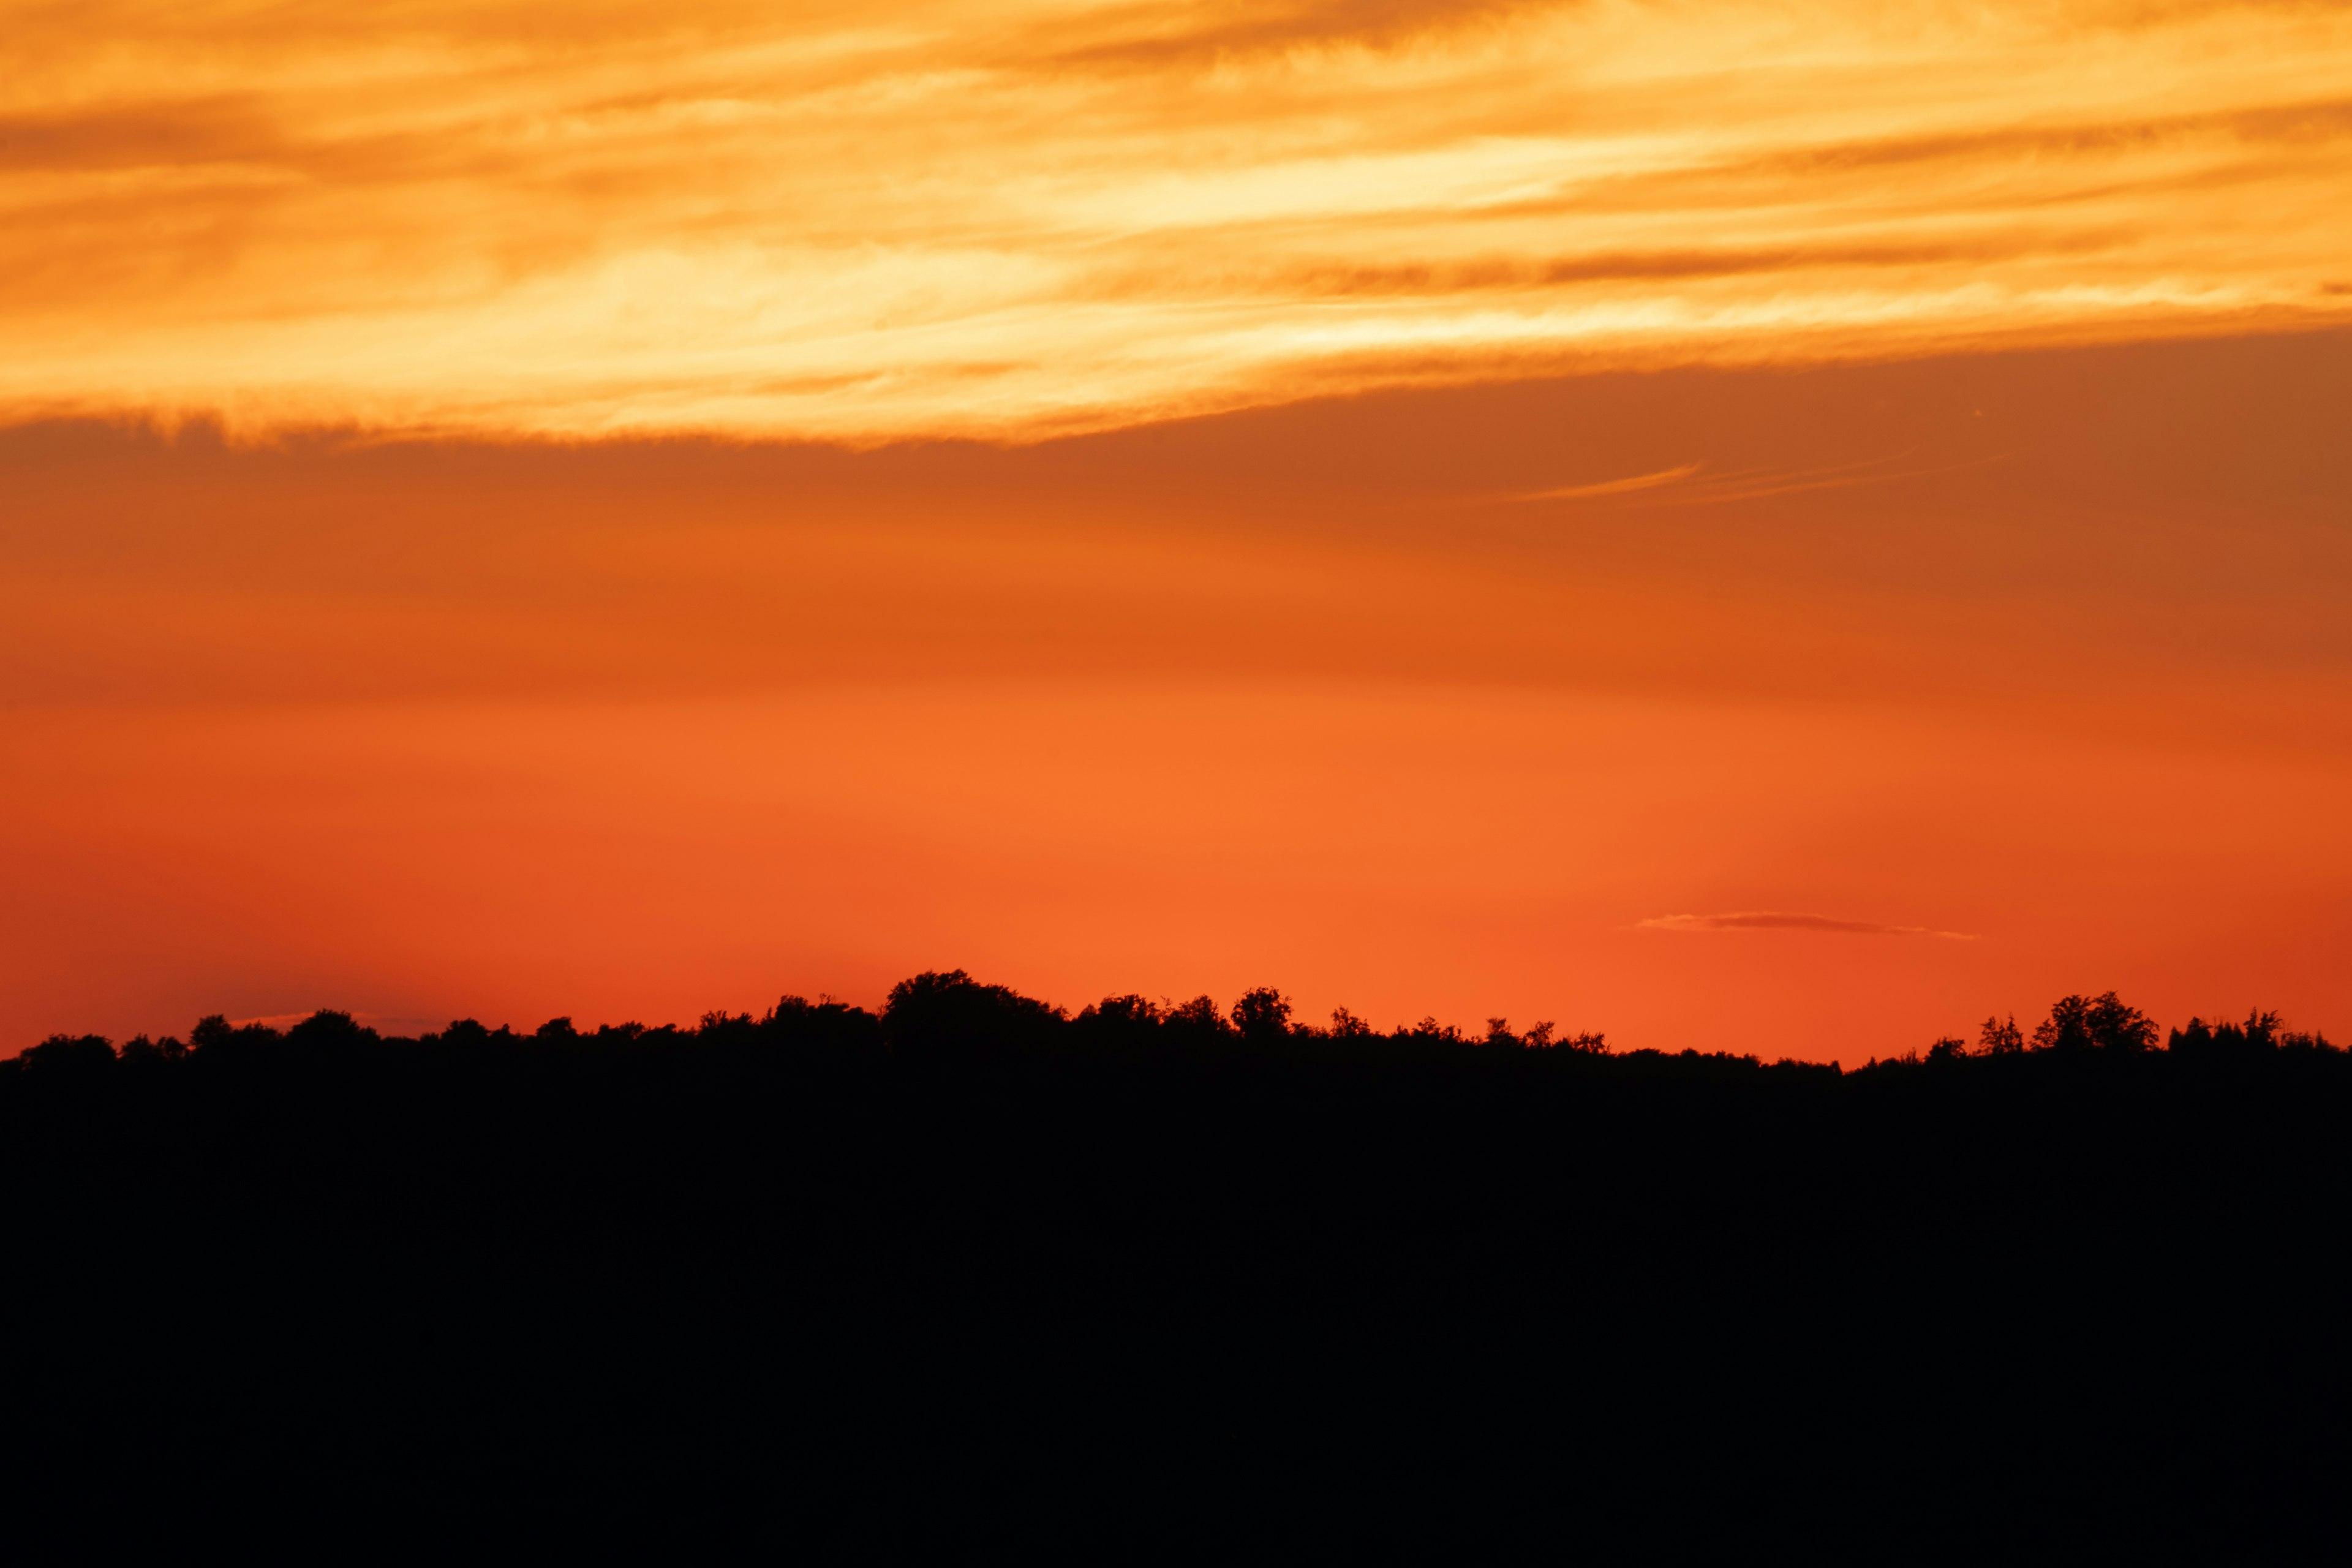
[5,0,2350,1060]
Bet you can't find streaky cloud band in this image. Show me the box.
[1515,462,1703,501]
[1639,912,1977,940]
[5,0,2350,439]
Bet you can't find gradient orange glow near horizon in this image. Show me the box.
[4,1,2351,1061]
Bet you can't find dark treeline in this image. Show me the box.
[15,971,2332,1076]
[11,971,1613,1074]
[7,973,2352,1558]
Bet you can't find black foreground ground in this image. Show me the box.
[6,979,2350,1560]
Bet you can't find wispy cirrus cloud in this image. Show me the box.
[1638,911,1977,940]
[5,0,2351,439]
[1515,462,1702,501]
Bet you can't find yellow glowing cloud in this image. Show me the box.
[4,0,2350,438]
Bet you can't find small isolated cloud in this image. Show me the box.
[1638,911,1976,940]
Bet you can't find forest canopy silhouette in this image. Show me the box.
[8,971,2350,1556]
[15,971,2331,1074]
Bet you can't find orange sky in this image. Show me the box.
[4,3,2350,1059]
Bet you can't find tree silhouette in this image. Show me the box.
[118,1033,187,1065]
[1978,1015,2024,1055]
[1072,993,1164,1052]
[286,1009,377,1049]
[19,1033,115,1077]
[1162,995,1230,1043]
[2032,993,2157,1053]
[1230,987,1293,1043]
[884,968,1065,1058]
